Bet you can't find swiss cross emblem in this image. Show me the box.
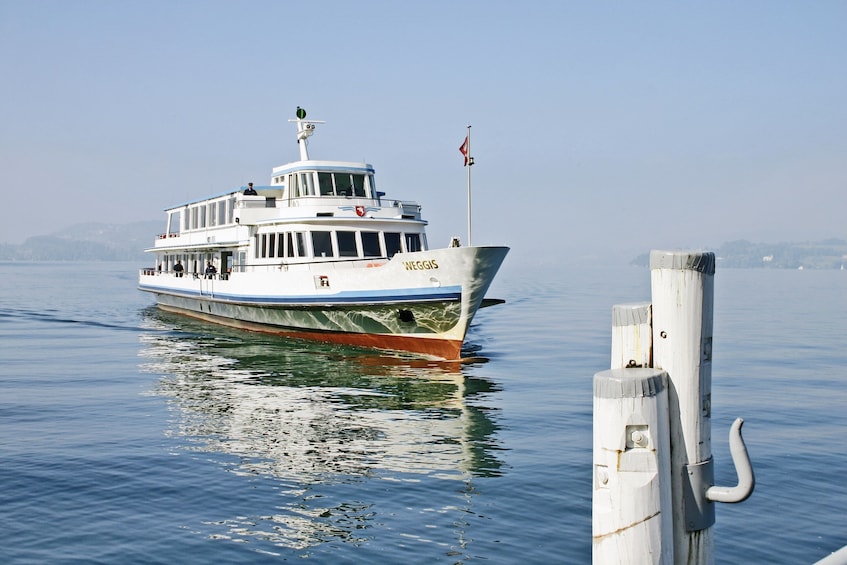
[355,206,366,217]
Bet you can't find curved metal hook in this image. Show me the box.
[706,418,755,503]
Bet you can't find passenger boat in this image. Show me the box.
[138,107,509,359]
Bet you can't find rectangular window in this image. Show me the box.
[286,232,295,257]
[337,231,357,257]
[384,232,402,257]
[368,174,376,196]
[255,234,261,258]
[351,174,366,197]
[361,232,381,257]
[290,173,300,197]
[405,233,422,252]
[209,203,217,227]
[300,173,315,196]
[260,234,268,258]
[268,233,276,258]
[218,201,226,225]
[335,173,353,196]
[276,232,288,258]
[295,232,305,257]
[311,231,333,257]
[318,172,334,196]
[168,211,181,235]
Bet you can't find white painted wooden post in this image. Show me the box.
[649,250,716,564]
[592,368,673,564]
[611,302,652,370]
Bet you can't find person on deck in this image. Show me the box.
[173,261,184,277]
[244,182,257,195]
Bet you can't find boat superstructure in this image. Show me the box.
[138,107,508,359]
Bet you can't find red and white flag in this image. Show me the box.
[459,136,469,166]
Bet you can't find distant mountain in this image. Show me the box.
[0,221,161,261]
[631,239,847,269]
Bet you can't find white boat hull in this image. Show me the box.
[139,246,508,359]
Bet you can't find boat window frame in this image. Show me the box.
[267,233,277,258]
[384,232,402,257]
[361,231,381,258]
[318,172,334,196]
[336,230,358,257]
[404,233,422,253]
[335,173,353,197]
[168,211,181,235]
[311,230,333,258]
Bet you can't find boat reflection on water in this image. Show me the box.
[138,307,504,551]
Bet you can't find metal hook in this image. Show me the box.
[706,418,755,503]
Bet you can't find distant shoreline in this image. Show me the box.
[2,223,845,269]
[630,238,847,269]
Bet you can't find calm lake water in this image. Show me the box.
[1,260,845,563]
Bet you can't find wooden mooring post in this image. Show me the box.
[593,250,755,564]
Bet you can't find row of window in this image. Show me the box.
[255,230,424,260]
[159,251,242,274]
[272,171,375,198]
[167,197,238,234]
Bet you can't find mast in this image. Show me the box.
[289,106,325,161]
[463,125,474,246]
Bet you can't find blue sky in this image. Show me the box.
[2,1,845,265]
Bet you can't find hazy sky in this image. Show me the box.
[2,1,845,265]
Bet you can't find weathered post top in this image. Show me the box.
[649,250,715,275]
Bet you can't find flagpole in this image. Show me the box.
[466,124,472,246]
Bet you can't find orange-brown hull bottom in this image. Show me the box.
[158,304,464,360]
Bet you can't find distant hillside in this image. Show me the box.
[0,221,161,261]
[631,239,847,269]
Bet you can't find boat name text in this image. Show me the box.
[403,259,439,271]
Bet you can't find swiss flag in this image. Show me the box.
[459,136,469,166]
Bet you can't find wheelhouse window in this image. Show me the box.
[314,171,370,197]
[351,174,367,197]
[367,174,376,197]
[300,173,315,196]
[335,174,353,196]
[318,172,334,196]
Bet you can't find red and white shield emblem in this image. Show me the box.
[355,206,366,217]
